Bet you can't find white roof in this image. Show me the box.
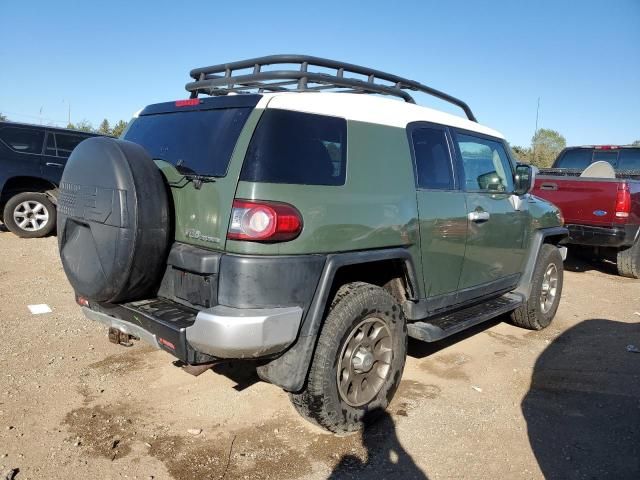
[256,92,504,139]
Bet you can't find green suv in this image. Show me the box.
[57,55,568,433]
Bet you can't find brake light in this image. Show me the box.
[615,185,631,218]
[595,145,619,150]
[175,98,200,107]
[227,199,302,241]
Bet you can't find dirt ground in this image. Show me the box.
[0,230,638,480]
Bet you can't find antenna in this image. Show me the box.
[533,97,540,164]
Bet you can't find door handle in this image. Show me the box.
[46,162,64,168]
[468,211,490,222]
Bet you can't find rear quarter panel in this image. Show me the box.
[227,120,421,259]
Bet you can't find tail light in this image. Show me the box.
[227,199,302,241]
[615,185,631,218]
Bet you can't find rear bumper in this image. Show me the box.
[82,300,303,363]
[566,224,639,248]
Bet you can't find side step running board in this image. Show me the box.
[407,293,523,343]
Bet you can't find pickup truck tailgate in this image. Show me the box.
[533,176,621,226]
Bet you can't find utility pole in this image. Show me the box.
[533,97,540,164]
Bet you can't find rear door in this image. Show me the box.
[41,131,88,184]
[409,123,467,300]
[0,125,45,179]
[123,96,260,250]
[452,130,529,295]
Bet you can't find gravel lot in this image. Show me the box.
[0,230,638,479]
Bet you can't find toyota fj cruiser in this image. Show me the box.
[58,55,568,433]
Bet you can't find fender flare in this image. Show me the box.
[256,247,420,392]
[513,226,569,301]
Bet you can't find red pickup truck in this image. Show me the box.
[532,145,640,278]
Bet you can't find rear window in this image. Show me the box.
[0,127,45,154]
[618,149,640,170]
[554,149,593,169]
[240,109,347,186]
[124,107,253,177]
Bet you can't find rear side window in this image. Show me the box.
[618,149,640,170]
[240,109,347,186]
[554,149,593,169]
[411,127,454,190]
[124,107,253,177]
[55,133,86,158]
[0,127,45,154]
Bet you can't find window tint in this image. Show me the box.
[618,149,640,170]
[124,107,253,177]
[592,150,618,168]
[240,109,347,186]
[411,127,454,190]
[0,127,44,154]
[55,133,86,158]
[554,149,593,169]
[455,133,513,192]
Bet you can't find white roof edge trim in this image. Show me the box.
[260,92,505,139]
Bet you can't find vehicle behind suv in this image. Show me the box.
[533,146,640,277]
[0,122,101,237]
[57,56,568,433]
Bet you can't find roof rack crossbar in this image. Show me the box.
[186,55,477,122]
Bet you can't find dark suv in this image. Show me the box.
[0,121,101,237]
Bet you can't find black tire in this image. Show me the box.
[616,238,640,279]
[511,244,564,330]
[3,192,56,238]
[290,282,407,434]
[57,136,170,303]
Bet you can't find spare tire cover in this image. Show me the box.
[57,137,170,303]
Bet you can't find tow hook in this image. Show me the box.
[108,327,137,347]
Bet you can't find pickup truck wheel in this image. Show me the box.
[3,192,56,238]
[616,239,640,279]
[290,282,407,434]
[511,244,563,330]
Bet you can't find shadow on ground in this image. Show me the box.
[563,249,619,276]
[523,319,640,479]
[328,408,427,479]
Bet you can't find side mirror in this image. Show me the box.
[514,164,534,195]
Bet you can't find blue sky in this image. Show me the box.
[1,0,638,147]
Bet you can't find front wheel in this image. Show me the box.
[3,192,56,238]
[290,282,407,434]
[511,244,564,330]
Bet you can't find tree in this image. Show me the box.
[74,119,93,132]
[98,118,111,135]
[632,140,640,146]
[111,120,128,138]
[0,113,7,121]
[531,128,566,168]
[511,145,533,164]
[66,122,75,129]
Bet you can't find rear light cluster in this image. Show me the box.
[227,199,302,242]
[615,185,631,218]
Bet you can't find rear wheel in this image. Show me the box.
[616,239,640,279]
[511,244,564,330]
[290,282,407,434]
[3,192,56,238]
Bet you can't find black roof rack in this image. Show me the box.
[186,55,477,122]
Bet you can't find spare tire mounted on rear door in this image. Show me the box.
[57,136,170,303]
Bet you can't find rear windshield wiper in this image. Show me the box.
[154,158,217,189]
